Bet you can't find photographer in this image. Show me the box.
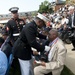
[34,29,67,75]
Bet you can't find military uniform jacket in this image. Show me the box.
[14,21,46,60]
[6,18,25,42]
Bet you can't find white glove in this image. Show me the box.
[31,47,37,51]
[46,35,48,40]
[35,60,42,64]
[45,46,50,52]
[38,52,40,55]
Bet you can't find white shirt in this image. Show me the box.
[61,18,69,25]
[48,37,58,61]
[71,13,74,27]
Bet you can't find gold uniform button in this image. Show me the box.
[18,27,20,28]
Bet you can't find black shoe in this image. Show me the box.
[72,48,75,51]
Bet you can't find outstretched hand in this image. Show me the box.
[33,51,40,55]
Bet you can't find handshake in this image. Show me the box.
[33,45,50,55]
[33,45,50,62]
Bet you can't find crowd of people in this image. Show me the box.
[43,4,75,51]
[0,4,75,75]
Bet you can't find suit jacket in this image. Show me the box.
[45,38,67,75]
[68,12,75,27]
[1,37,12,58]
[13,21,46,60]
[1,41,12,58]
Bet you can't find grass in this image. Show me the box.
[8,60,75,75]
[61,66,75,75]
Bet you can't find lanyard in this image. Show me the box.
[48,38,58,53]
[45,37,58,55]
[49,37,58,47]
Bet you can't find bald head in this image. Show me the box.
[48,29,58,41]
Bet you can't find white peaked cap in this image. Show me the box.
[9,7,19,12]
[68,6,74,10]
[37,13,49,22]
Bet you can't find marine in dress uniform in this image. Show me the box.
[6,7,25,44]
[13,13,50,75]
[5,7,25,75]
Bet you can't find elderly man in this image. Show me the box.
[34,29,67,75]
[68,6,75,51]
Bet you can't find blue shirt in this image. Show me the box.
[0,50,8,75]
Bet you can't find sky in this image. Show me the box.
[0,0,55,14]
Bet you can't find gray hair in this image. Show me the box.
[68,6,74,10]
[49,29,58,36]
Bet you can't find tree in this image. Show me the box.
[38,0,54,14]
[66,0,75,4]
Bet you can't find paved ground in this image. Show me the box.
[65,44,75,74]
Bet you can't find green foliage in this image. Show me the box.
[66,0,75,4]
[61,66,74,75]
[31,11,38,16]
[38,0,54,14]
